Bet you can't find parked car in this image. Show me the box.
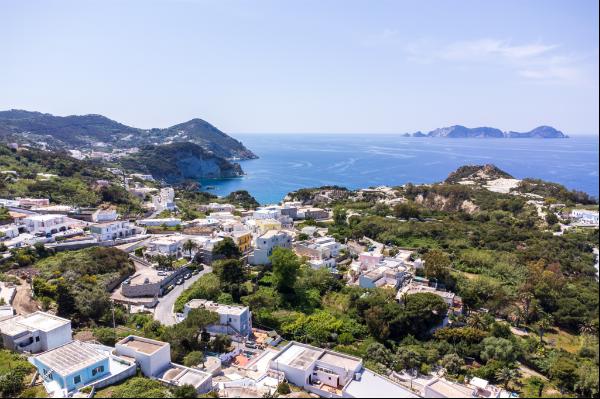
[176,278,184,285]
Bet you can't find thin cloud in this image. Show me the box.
[402,37,587,84]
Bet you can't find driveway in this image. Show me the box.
[153,265,212,326]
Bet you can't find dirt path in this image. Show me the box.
[12,278,40,314]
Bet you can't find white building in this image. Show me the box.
[89,220,138,242]
[184,299,253,337]
[249,230,292,265]
[0,223,20,239]
[0,311,72,353]
[22,214,70,236]
[115,335,213,394]
[570,209,599,225]
[269,342,417,398]
[91,208,118,223]
[147,235,188,257]
[137,218,182,227]
[201,203,236,213]
[153,187,176,212]
[294,236,345,269]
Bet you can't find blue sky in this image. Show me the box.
[1,0,598,135]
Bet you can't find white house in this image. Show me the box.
[183,299,252,337]
[294,236,345,269]
[570,209,599,225]
[0,223,20,239]
[249,230,292,265]
[115,335,213,394]
[269,342,417,398]
[0,311,72,353]
[89,220,138,242]
[22,214,70,236]
[91,208,118,223]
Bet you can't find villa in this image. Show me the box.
[184,299,253,337]
[0,311,72,353]
[269,342,418,398]
[294,236,345,269]
[249,230,292,265]
[115,335,213,393]
[89,220,138,242]
[21,214,70,236]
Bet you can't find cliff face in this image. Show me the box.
[0,109,257,159]
[119,142,243,184]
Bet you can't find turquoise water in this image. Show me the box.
[200,134,599,205]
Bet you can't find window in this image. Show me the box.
[74,375,81,384]
[35,336,40,342]
[92,365,104,376]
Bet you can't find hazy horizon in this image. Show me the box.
[2,0,598,135]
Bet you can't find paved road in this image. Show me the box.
[153,265,212,326]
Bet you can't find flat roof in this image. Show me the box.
[18,312,70,332]
[158,364,211,388]
[35,341,107,376]
[117,336,168,355]
[319,351,361,371]
[186,299,247,316]
[274,343,323,371]
[24,214,66,221]
[428,379,475,398]
[344,369,419,398]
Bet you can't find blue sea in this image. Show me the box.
[200,134,600,205]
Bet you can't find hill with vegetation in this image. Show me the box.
[119,142,243,185]
[0,144,143,213]
[0,109,257,159]
[404,125,568,138]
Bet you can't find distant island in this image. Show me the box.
[403,125,568,138]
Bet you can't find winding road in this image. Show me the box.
[152,265,212,326]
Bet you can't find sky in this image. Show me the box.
[1,0,598,135]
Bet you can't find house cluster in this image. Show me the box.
[0,310,212,398]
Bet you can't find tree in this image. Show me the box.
[441,353,465,375]
[423,250,451,283]
[0,369,27,397]
[55,281,76,317]
[545,212,559,226]
[575,362,599,398]
[276,381,291,395]
[183,351,205,368]
[270,247,300,295]
[172,384,197,398]
[183,240,199,259]
[480,337,519,364]
[210,334,232,353]
[213,259,245,287]
[213,237,241,259]
[534,313,553,344]
[366,343,394,368]
[393,202,420,220]
[550,356,578,393]
[395,346,425,373]
[333,207,347,226]
[495,366,520,390]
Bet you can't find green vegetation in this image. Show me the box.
[32,247,134,325]
[0,350,36,398]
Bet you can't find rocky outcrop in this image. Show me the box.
[119,142,243,184]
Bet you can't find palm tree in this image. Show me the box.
[466,312,487,330]
[495,366,520,390]
[534,313,553,344]
[183,239,198,259]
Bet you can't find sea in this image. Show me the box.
[199,134,600,205]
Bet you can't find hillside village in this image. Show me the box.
[0,143,598,399]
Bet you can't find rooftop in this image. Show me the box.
[319,351,361,371]
[186,299,248,316]
[344,369,419,398]
[18,312,71,332]
[117,336,168,355]
[24,214,66,221]
[272,342,323,371]
[34,341,107,377]
[427,378,475,398]
[158,363,211,388]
